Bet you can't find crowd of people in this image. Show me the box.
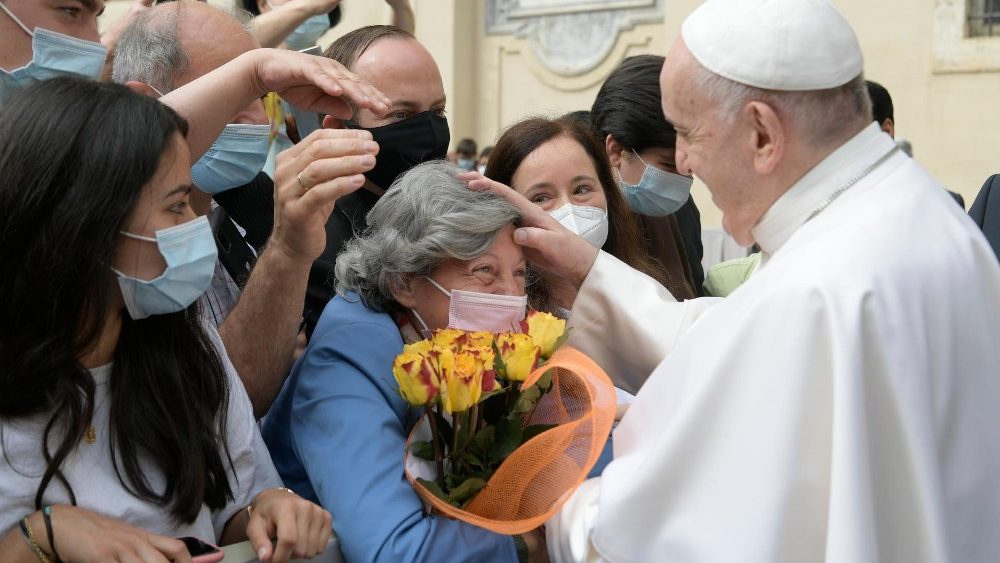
[1,0,999,562]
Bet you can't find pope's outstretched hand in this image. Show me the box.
[460,172,599,290]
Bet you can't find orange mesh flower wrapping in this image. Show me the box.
[403,346,616,535]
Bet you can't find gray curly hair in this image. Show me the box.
[335,161,521,312]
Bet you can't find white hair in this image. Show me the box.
[111,3,255,92]
[690,63,873,148]
[335,161,522,313]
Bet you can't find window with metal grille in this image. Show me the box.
[968,0,1000,37]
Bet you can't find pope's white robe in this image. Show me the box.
[550,123,1000,562]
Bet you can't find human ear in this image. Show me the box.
[745,101,784,175]
[605,134,626,168]
[881,118,895,139]
[126,81,160,99]
[390,276,418,309]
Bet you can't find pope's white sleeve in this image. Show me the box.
[546,478,608,563]
[567,252,722,394]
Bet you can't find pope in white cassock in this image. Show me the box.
[468,0,1000,561]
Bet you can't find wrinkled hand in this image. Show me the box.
[522,527,550,563]
[45,505,192,563]
[460,172,599,289]
[249,49,390,121]
[246,488,332,562]
[271,128,379,263]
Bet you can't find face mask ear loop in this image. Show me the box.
[410,308,432,339]
[119,230,157,243]
[0,2,34,37]
[631,148,651,168]
[424,276,451,297]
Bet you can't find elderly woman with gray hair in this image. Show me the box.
[261,161,545,563]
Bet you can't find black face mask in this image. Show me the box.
[349,111,450,191]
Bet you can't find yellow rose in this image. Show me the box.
[465,331,495,350]
[438,350,483,413]
[520,311,566,360]
[496,333,540,382]
[402,339,433,356]
[432,328,467,350]
[392,352,440,407]
[466,346,498,393]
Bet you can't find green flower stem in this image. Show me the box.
[469,404,479,444]
[451,411,462,478]
[426,406,445,488]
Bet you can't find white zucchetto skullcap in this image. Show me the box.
[681,0,863,91]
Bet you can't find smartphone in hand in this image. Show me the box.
[178,536,224,563]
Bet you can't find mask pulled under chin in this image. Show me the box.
[348,111,450,191]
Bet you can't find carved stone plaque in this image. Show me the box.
[486,0,665,76]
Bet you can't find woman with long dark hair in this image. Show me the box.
[0,78,330,562]
[485,117,685,312]
[591,55,704,296]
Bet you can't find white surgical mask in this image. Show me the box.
[549,203,609,249]
[617,150,693,216]
[424,277,527,333]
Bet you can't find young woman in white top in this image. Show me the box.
[0,77,330,562]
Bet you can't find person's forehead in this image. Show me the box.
[352,38,444,103]
[516,136,597,186]
[660,42,698,126]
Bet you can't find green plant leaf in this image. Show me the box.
[468,425,495,461]
[491,340,508,379]
[490,416,523,462]
[512,384,541,415]
[411,440,436,461]
[416,478,457,506]
[552,330,570,354]
[448,477,487,505]
[521,423,557,444]
[535,369,554,392]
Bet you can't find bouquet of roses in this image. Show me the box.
[393,311,616,534]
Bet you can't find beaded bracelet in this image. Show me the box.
[18,517,53,563]
[42,506,61,563]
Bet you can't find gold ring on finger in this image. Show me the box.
[297,172,310,191]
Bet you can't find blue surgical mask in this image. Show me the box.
[191,124,271,194]
[617,150,693,217]
[284,13,330,51]
[112,216,218,320]
[457,157,476,172]
[0,1,108,103]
